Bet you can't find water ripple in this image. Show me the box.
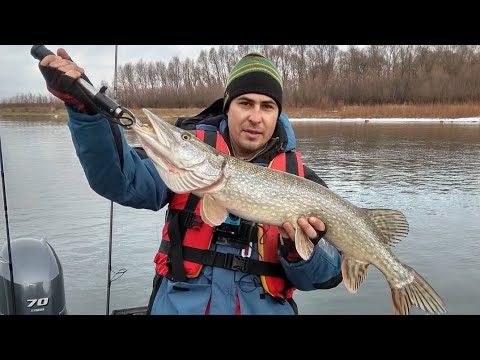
[1,120,479,314]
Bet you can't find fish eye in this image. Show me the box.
[181,133,191,141]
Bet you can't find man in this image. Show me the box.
[37,49,343,315]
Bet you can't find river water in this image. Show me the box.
[0,117,479,315]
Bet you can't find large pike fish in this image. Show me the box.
[131,109,447,315]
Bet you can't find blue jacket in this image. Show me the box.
[66,105,343,315]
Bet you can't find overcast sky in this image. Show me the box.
[0,45,219,100]
[0,45,356,101]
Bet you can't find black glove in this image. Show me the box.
[279,229,326,262]
[39,64,98,115]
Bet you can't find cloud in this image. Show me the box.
[0,45,216,100]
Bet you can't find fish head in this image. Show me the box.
[130,109,227,194]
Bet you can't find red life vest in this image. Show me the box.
[154,129,305,299]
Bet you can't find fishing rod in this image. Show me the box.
[30,45,134,314]
[0,136,16,315]
[106,45,119,316]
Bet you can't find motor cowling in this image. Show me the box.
[0,237,67,315]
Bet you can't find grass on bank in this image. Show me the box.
[1,103,480,122]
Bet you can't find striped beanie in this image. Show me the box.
[223,53,283,115]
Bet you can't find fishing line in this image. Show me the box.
[106,44,118,316]
[0,136,16,314]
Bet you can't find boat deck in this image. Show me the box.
[111,306,148,315]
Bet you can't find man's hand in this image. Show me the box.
[279,216,327,262]
[40,48,85,80]
[38,48,96,114]
[280,216,326,244]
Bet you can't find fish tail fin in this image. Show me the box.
[389,264,447,315]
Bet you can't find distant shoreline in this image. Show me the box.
[291,117,480,123]
[1,103,480,123]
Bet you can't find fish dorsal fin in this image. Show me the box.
[341,256,370,293]
[293,224,315,260]
[365,209,409,246]
[200,194,228,227]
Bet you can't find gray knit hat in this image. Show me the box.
[223,53,283,114]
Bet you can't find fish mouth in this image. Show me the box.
[134,109,175,149]
[130,109,181,165]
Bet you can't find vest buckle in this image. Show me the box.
[224,253,247,272]
[182,211,203,230]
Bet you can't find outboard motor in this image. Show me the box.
[0,237,67,315]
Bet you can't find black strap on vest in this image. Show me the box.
[285,151,299,175]
[166,130,217,282]
[159,241,286,279]
[203,130,217,149]
[168,194,200,282]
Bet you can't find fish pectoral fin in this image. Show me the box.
[364,209,409,246]
[294,226,315,261]
[341,256,370,294]
[200,194,228,227]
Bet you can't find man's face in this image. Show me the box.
[226,93,279,158]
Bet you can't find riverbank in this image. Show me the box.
[1,103,480,123]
